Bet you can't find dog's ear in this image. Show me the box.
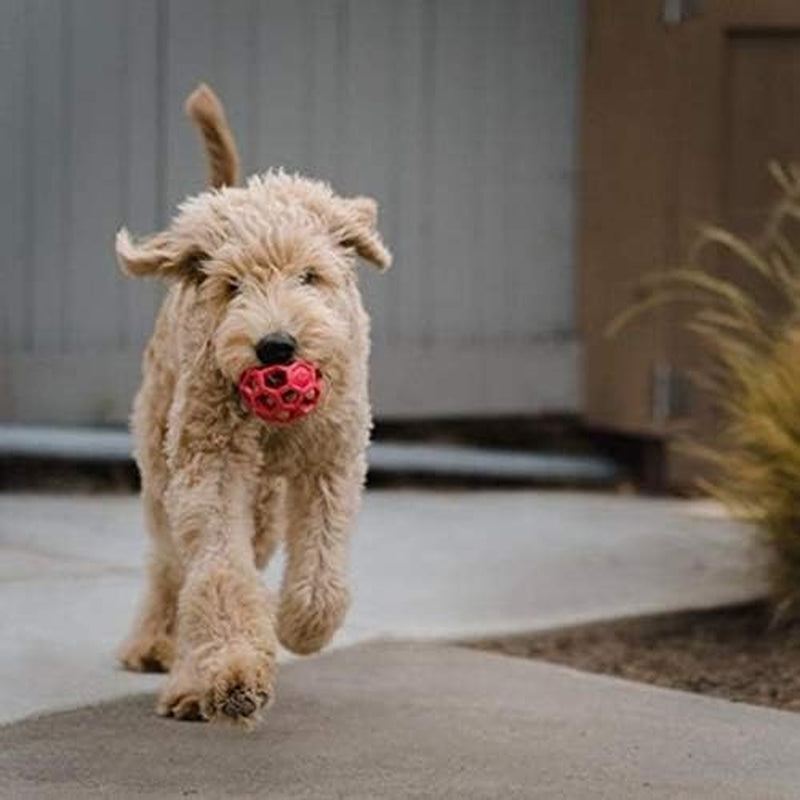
[336,197,392,271]
[116,228,204,280]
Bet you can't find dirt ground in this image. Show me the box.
[470,602,800,713]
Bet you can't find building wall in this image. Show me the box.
[0,0,583,423]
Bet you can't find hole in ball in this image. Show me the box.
[266,369,287,388]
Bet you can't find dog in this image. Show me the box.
[115,84,391,723]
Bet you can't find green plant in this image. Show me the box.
[611,163,800,619]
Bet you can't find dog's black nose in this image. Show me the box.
[255,332,297,365]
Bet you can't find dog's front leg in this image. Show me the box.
[277,466,362,655]
[157,464,277,723]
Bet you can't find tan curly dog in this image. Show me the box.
[115,84,391,724]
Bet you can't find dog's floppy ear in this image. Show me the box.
[336,197,392,271]
[116,228,203,280]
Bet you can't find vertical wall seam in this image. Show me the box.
[22,0,35,352]
[118,0,132,349]
[385,0,402,342]
[509,0,525,341]
[152,0,169,319]
[211,0,221,84]
[500,0,519,342]
[419,0,437,348]
[155,0,168,228]
[246,0,261,176]
[472,0,489,347]
[59,0,74,354]
[304,1,317,171]
[333,0,349,185]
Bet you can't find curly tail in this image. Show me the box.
[184,83,240,188]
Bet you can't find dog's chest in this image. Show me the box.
[255,416,352,478]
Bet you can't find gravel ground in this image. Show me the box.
[471,602,800,712]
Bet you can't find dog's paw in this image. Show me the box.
[118,630,175,673]
[277,580,350,655]
[156,642,275,724]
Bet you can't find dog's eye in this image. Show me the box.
[298,269,317,286]
[226,277,242,295]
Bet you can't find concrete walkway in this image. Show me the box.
[0,490,766,724]
[2,642,799,799]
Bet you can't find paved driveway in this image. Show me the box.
[0,490,765,724]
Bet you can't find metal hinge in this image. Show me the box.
[662,0,704,25]
[651,362,691,425]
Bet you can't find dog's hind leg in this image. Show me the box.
[119,359,182,673]
[118,491,182,672]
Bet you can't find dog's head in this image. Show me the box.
[115,86,390,398]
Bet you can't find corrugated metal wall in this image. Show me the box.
[0,0,583,424]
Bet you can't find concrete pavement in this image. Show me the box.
[0,490,767,724]
[2,641,799,799]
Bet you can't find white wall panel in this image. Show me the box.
[0,0,583,422]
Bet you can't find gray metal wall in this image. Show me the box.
[0,0,583,424]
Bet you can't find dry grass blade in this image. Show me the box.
[693,308,772,348]
[691,225,774,282]
[612,163,800,618]
[639,268,767,324]
[604,287,682,337]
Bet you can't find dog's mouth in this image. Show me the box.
[237,360,323,425]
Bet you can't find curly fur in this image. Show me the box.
[116,83,391,724]
[185,83,239,188]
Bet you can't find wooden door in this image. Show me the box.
[581,0,800,471]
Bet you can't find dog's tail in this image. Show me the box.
[184,83,240,189]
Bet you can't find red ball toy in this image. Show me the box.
[238,360,323,424]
